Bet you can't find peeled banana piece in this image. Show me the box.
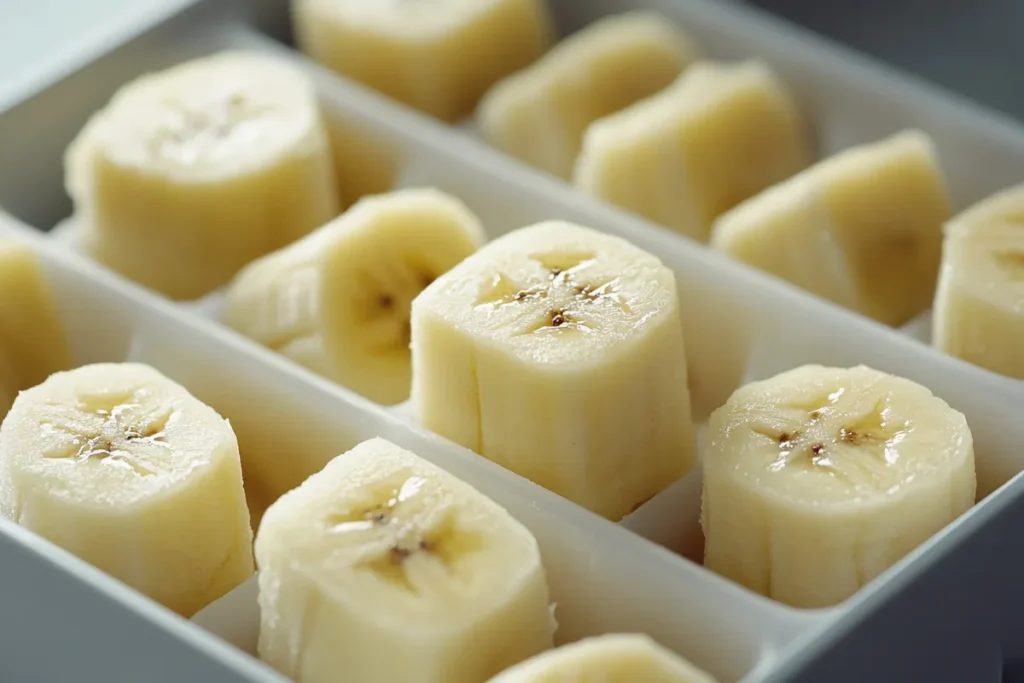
[255,437,553,683]
[573,60,810,241]
[292,0,556,123]
[65,50,341,300]
[0,363,254,617]
[702,364,976,608]
[711,130,949,326]
[487,634,718,683]
[0,239,72,417]
[477,11,698,179]
[222,188,486,405]
[933,183,1024,378]
[411,221,694,521]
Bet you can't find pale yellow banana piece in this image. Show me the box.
[0,363,254,617]
[573,60,810,241]
[0,239,72,408]
[477,11,698,179]
[222,188,486,405]
[702,364,975,608]
[933,183,1024,378]
[711,130,949,326]
[411,221,693,521]
[255,437,553,683]
[487,633,718,682]
[64,50,341,300]
[291,0,556,123]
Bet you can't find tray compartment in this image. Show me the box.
[2,0,1024,681]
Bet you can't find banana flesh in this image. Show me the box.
[0,239,72,418]
[255,437,553,682]
[0,363,254,617]
[701,364,976,608]
[933,183,1024,378]
[64,50,341,300]
[487,633,717,683]
[573,60,810,241]
[712,130,949,326]
[411,220,694,521]
[477,11,698,179]
[222,188,486,405]
[291,0,556,122]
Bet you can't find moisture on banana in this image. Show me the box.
[255,437,553,683]
[0,362,254,617]
[411,220,694,521]
[701,364,976,608]
[64,50,341,300]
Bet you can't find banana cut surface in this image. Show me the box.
[487,633,718,683]
[701,364,976,608]
[411,220,694,521]
[0,362,254,617]
[477,11,698,179]
[292,0,556,122]
[255,437,553,683]
[64,50,341,300]
[573,60,810,241]
[222,188,486,405]
[712,130,949,326]
[933,183,1024,378]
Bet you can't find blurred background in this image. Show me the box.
[0,0,1021,119]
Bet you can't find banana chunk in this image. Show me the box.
[933,184,1024,378]
[222,188,485,405]
[0,363,254,616]
[0,240,72,418]
[65,50,341,300]
[292,0,555,123]
[477,11,698,179]
[712,130,949,326]
[487,633,717,682]
[411,221,693,521]
[573,60,810,241]
[702,365,975,609]
[255,437,553,682]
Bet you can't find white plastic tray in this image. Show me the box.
[1,0,1024,681]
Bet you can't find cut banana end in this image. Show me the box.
[487,633,717,683]
[255,437,553,682]
[411,221,694,521]
[0,363,254,617]
[711,130,949,326]
[222,188,486,405]
[477,11,698,179]
[64,50,341,300]
[291,0,556,123]
[702,364,976,609]
[572,60,810,241]
[933,183,1024,379]
[0,239,72,413]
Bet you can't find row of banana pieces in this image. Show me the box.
[289,0,942,330]
[0,205,977,610]
[0,352,714,681]
[58,3,1024,389]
